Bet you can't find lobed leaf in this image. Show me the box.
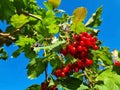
[96,68,120,90]
[0,0,15,21]
[27,58,46,79]
[85,6,102,27]
[10,14,29,28]
[59,77,82,90]
[16,36,35,47]
[71,22,86,34]
[34,40,65,53]
[72,7,87,23]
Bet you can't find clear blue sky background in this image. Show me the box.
[0,0,120,90]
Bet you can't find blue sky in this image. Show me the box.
[0,0,120,90]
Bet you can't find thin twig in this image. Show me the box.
[84,71,93,88]
[43,42,49,82]
[22,11,42,21]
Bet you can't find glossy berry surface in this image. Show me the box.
[54,32,99,78]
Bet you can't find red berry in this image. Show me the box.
[114,61,120,66]
[72,41,78,46]
[54,69,62,77]
[80,41,85,46]
[41,82,48,90]
[94,37,98,41]
[90,37,95,42]
[93,45,98,50]
[61,72,66,77]
[74,67,79,72]
[74,35,79,40]
[81,36,86,41]
[77,45,83,51]
[82,32,88,36]
[85,59,93,66]
[63,66,69,73]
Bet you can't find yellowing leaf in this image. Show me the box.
[72,7,87,23]
[48,0,61,9]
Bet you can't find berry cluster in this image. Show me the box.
[41,82,58,90]
[54,59,93,78]
[54,32,98,78]
[61,32,98,59]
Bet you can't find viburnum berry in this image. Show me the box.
[93,45,99,50]
[85,59,93,66]
[62,66,69,73]
[61,72,66,77]
[74,67,79,72]
[114,60,120,66]
[77,45,83,51]
[54,69,62,78]
[41,82,49,90]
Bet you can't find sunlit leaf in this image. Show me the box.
[48,0,61,9]
[85,6,102,27]
[96,68,120,90]
[10,14,29,28]
[71,22,86,34]
[16,36,35,47]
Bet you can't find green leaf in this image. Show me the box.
[0,1,15,20]
[77,84,89,90]
[65,55,77,65]
[71,22,86,34]
[10,14,29,28]
[85,6,102,27]
[113,66,120,75]
[95,84,108,90]
[12,49,22,58]
[48,78,55,87]
[91,47,112,65]
[13,0,25,10]
[22,44,37,59]
[96,68,120,90]
[34,40,65,53]
[59,77,82,90]
[44,10,59,34]
[0,48,8,60]
[16,36,35,47]
[44,1,53,10]
[27,58,46,79]
[26,84,41,90]
[50,53,62,70]
[47,24,59,34]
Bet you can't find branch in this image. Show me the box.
[22,11,42,21]
[0,32,15,40]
